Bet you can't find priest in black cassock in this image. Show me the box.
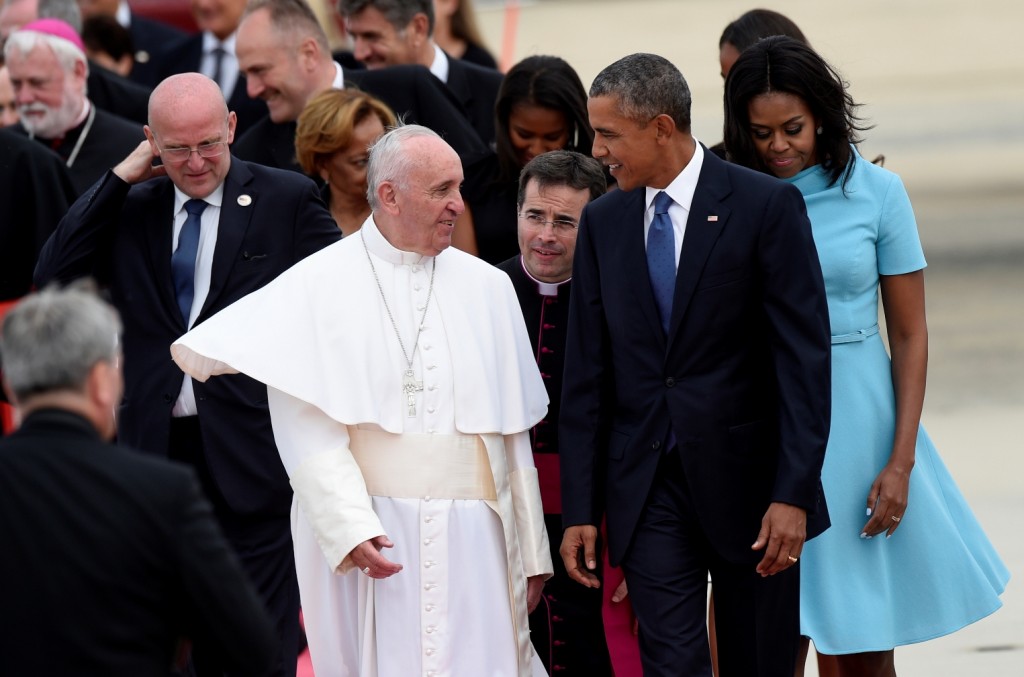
[497,151,614,676]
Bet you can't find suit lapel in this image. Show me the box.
[667,152,732,342]
[616,190,665,343]
[444,58,472,110]
[200,159,254,319]
[143,180,182,327]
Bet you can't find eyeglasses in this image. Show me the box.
[157,141,228,163]
[518,212,579,235]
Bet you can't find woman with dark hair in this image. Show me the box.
[717,8,808,79]
[724,36,1008,676]
[463,55,595,263]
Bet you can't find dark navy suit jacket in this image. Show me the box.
[34,159,341,518]
[559,147,832,566]
[443,54,503,148]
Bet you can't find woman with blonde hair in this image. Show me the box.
[295,88,396,235]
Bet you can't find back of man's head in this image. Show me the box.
[517,150,607,209]
[1,284,121,405]
[590,53,692,133]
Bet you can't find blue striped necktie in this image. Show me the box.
[172,199,207,325]
[647,191,676,333]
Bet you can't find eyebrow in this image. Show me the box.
[750,115,806,127]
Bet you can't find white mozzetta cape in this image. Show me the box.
[172,217,551,677]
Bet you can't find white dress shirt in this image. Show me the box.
[644,139,705,269]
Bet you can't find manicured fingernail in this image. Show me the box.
[866,507,872,516]
[886,534,892,539]
[860,532,867,539]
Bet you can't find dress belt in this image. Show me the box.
[831,324,880,344]
[348,427,497,500]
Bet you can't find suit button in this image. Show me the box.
[665,377,676,387]
[652,440,661,450]
[163,393,173,403]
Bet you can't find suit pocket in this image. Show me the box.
[696,266,749,291]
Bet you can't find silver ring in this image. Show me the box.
[787,555,798,563]
[362,566,371,575]
[891,515,901,523]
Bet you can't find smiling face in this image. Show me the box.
[6,43,86,138]
[747,91,819,178]
[517,179,587,283]
[587,94,666,192]
[237,8,318,123]
[346,5,419,69]
[507,103,569,168]
[382,135,465,256]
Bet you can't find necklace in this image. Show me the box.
[361,228,436,417]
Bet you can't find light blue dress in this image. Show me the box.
[789,153,1010,654]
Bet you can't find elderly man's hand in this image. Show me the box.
[349,535,403,579]
[113,140,165,185]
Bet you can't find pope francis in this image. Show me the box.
[172,125,553,676]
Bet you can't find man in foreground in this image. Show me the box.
[172,124,553,676]
[559,53,832,676]
[0,284,277,675]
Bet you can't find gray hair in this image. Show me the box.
[0,283,121,400]
[337,0,434,34]
[517,150,607,208]
[4,28,87,75]
[243,0,330,52]
[365,123,439,209]
[590,53,692,132]
[38,0,82,33]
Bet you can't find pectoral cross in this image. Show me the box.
[403,369,423,417]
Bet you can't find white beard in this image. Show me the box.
[18,91,83,139]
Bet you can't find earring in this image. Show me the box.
[816,126,823,135]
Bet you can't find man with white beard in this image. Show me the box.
[3,17,142,194]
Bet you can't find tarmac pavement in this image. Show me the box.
[476,1,1024,673]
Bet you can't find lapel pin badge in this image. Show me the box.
[237,194,252,207]
[707,215,719,222]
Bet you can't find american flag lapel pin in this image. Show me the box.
[707,215,719,222]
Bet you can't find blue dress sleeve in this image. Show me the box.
[875,169,927,275]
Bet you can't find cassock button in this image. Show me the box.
[427,406,435,414]
[414,284,422,291]
[425,625,436,634]
[425,649,436,656]
[665,377,676,387]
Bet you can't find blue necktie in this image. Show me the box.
[172,199,207,326]
[647,191,676,333]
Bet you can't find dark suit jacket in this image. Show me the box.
[34,159,341,518]
[0,409,277,675]
[232,64,490,175]
[443,55,503,148]
[156,33,269,137]
[559,148,831,566]
[87,60,152,124]
[0,129,76,300]
[127,13,187,87]
[10,105,145,196]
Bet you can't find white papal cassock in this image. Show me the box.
[172,217,553,677]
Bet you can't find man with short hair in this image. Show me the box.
[0,284,278,675]
[3,18,143,194]
[231,0,487,176]
[497,150,615,675]
[338,0,502,146]
[559,53,832,676]
[34,72,341,677]
[172,124,553,676]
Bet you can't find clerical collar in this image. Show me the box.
[362,215,431,266]
[519,256,569,297]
